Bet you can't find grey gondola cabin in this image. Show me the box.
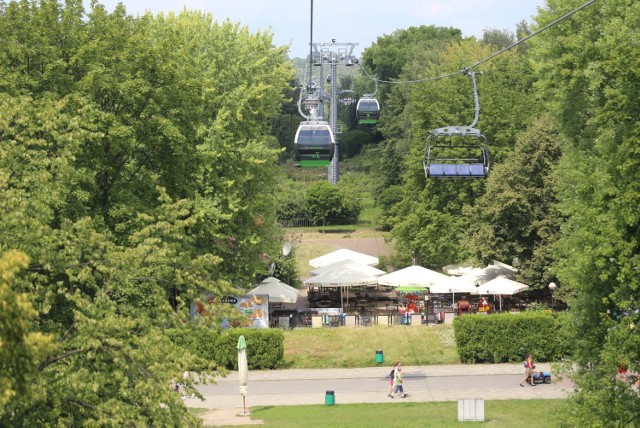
[356,98,380,125]
[294,122,335,167]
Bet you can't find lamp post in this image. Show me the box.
[549,282,557,313]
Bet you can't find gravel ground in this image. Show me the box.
[302,236,393,258]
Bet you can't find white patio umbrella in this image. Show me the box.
[237,335,248,414]
[428,276,478,303]
[377,265,449,288]
[249,278,298,304]
[259,276,281,284]
[442,263,475,276]
[444,260,518,285]
[308,261,384,310]
[310,259,386,277]
[309,249,379,268]
[475,276,529,295]
[304,266,379,288]
[303,265,378,311]
[475,276,529,311]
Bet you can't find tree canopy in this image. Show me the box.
[2,0,639,425]
[0,1,293,425]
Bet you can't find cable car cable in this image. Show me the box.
[357,0,597,86]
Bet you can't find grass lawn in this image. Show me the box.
[282,324,459,368]
[207,399,564,427]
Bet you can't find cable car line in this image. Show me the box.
[358,0,597,86]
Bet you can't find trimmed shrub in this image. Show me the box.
[214,328,285,370]
[166,326,219,361]
[453,312,571,363]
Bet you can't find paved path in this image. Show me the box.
[185,363,573,426]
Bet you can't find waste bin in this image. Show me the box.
[325,390,335,406]
[375,349,384,364]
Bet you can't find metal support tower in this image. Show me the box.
[328,61,338,183]
[312,41,358,184]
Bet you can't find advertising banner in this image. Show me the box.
[191,294,269,329]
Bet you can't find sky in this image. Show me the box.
[88,0,547,59]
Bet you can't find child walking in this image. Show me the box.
[392,367,407,398]
[387,362,400,398]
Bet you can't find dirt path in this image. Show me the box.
[303,237,393,258]
[289,230,395,279]
[292,230,393,257]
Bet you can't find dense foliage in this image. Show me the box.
[0,0,293,425]
[360,0,639,425]
[2,0,639,425]
[530,0,640,425]
[214,328,285,370]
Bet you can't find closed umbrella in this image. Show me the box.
[237,335,249,414]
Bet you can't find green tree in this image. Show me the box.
[0,1,294,425]
[0,250,55,410]
[304,181,361,231]
[304,181,344,231]
[361,25,462,100]
[463,116,562,290]
[385,36,538,267]
[531,0,640,425]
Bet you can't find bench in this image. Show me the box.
[428,163,486,178]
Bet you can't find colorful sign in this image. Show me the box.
[191,294,269,329]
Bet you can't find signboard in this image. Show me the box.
[233,294,269,329]
[191,294,269,329]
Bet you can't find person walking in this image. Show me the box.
[392,366,407,398]
[520,353,535,387]
[387,362,399,398]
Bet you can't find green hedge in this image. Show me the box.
[453,312,572,363]
[167,326,285,370]
[165,326,220,368]
[214,328,285,370]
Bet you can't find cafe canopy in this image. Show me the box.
[303,265,378,288]
[475,276,529,296]
[443,260,518,285]
[377,265,449,288]
[248,277,299,304]
[428,275,478,295]
[310,259,386,277]
[309,249,379,268]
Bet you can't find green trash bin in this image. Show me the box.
[375,349,384,364]
[325,390,335,406]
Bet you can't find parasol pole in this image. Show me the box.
[237,335,249,415]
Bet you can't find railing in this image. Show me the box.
[278,217,363,228]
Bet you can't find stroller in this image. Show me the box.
[531,370,552,384]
